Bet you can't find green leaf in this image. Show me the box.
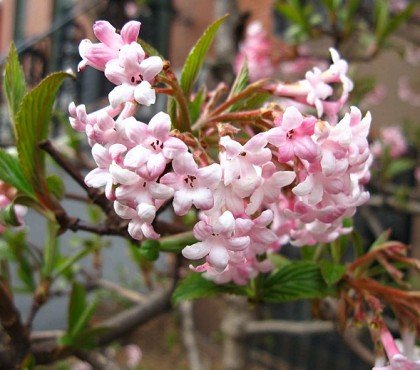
[140,239,160,261]
[385,158,415,179]
[0,150,34,197]
[370,229,391,250]
[263,261,332,302]
[41,222,60,278]
[319,260,346,286]
[15,72,73,208]
[231,92,271,112]
[268,254,291,269]
[172,273,247,304]
[69,300,96,339]
[46,174,65,200]
[3,43,26,132]
[179,14,228,96]
[228,61,249,100]
[188,87,206,124]
[68,282,87,334]
[53,248,91,278]
[159,232,196,253]
[0,204,21,227]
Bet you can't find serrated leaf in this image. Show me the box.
[3,43,26,132]
[180,14,228,96]
[140,239,160,261]
[15,72,72,209]
[0,150,34,197]
[172,273,247,304]
[320,260,346,286]
[263,261,332,302]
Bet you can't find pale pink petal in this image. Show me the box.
[149,182,174,199]
[114,201,137,219]
[139,56,163,81]
[293,136,318,162]
[136,203,156,223]
[173,190,194,215]
[124,145,150,168]
[162,137,188,159]
[148,112,171,140]
[93,21,122,48]
[109,164,140,184]
[227,236,250,251]
[85,168,110,187]
[134,81,156,106]
[208,245,229,272]
[293,175,313,196]
[172,152,197,175]
[282,106,303,131]
[108,84,134,108]
[191,188,214,210]
[140,223,159,239]
[182,242,211,260]
[277,141,295,163]
[146,153,167,178]
[121,21,141,44]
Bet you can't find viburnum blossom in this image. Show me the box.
[71,19,372,283]
[273,48,353,122]
[373,325,420,370]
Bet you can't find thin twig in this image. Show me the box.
[245,320,335,335]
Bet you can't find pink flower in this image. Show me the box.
[160,152,221,215]
[267,106,318,163]
[183,211,250,272]
[78,20,141,71]
[123,112,187,179]
[373,326,420,370]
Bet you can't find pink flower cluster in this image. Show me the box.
[71,20,371,284]
[274,48,353,122]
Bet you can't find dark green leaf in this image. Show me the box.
[15,72,73,208]
[180,15,228,96]
[69,300,96,339]
[263,261,332,302]
[41,222,59,278]
[320,260,346,286]
[172,273,247,304]
[228,61,249,101]
[0,150,34,197]
[0,204,21,227]
[68,282,87,334]
[188,87,206,124]
[231,92,271,111]
[3,43,26,132]
[140,239,160,261]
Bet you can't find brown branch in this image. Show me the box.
[0,281,30,365]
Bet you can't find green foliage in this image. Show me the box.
[46,174,65,200]
[15,72,72,209]
[228,61,249,100]
[319,260,347,286]
[138,38,164,59]
[3,43,26,132]
[140,239,160,261]
[172,273,247,304]
[188,87,206,123]
[0,149,35,198]
[60,282,97,349]
[41,222,60,278]
[179,14,228,96]
[262,261,333,302]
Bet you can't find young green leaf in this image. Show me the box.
[263,261,332,302]
[3,43,26,132]
[0,150,34,197]
[69,300,97,339]
[228,61,249,100]
[319,260,347,286]
[138,37,164,59]
[46,174,65,200]
[179,14,228,96]
[385,158,415,179]
[15,72,72,208]
[172,273,247,304]
[188,87,206,124]
[41,222,60,278]
[68,282,87,334]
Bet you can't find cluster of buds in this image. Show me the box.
[371,125,408,159]
[70,20,372,284]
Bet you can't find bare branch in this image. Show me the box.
[245,320,335,335]
[180,301,202,370]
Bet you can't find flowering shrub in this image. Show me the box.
[0,8,418,370]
